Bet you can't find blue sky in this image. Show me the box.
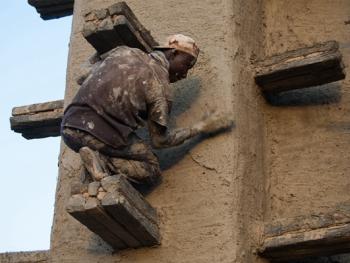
[0,1,72,252]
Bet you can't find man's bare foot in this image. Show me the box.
[79,147,108,181]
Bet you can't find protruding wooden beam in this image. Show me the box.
[82,1,158,55]
[102,193,160,247]
[260,206,350,261]
[101,175,158,224]
[12,100,64,116]
[108,2,158,48]
[260,223,350,261]
[10,100,63,139]
[67,195,129,250]
[28,0,74,20]
[66,175,160,250]
[255,41,345,94]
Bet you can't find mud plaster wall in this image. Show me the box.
[263,0,350,229]
[44,0,350,262]
[262,0,350,262]
[50,0,266,262]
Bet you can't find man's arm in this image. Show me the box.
[148,112,233,149]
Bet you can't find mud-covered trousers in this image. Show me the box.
[61,127,161,185]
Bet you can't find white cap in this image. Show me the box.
[155,34,200,58]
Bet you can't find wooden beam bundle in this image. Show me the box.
[83,2,158,55]
[255,41,345,94]
[10,100,64,139]
[260,207,350,261]
[28,0,74,20]
[66,175,160,250]
[261,224,350,261]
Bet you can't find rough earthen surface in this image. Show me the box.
[50,0,266,262]
[263,0,350,262]
[46,0,350,262]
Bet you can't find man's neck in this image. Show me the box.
[149,51,170,70]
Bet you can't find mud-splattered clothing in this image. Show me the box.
[61,46,172,149]
[62,127,161,185]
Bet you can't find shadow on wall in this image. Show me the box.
[137,76,202,171]
[264,82,342,106]
[170,77,202,119]
[133,77,202,194]
[157,76,202,170]
[87,234,114,254]
[156,76,236,169]
[135,76,234,194]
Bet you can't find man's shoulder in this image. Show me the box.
[97,46,169,84]
[107,46,149,60]
[106,47,168,70]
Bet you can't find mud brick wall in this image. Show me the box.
[262,1,350,262]
[50,0,266,262]
[263,0,350,222]
[47,0,350,262]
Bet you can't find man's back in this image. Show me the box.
[60,34,232,185]
[61,46,172,149]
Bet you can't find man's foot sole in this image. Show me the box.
[79,147,108,181]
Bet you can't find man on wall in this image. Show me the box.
[61,34,232,185]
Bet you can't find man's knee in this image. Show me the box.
[62,127,106,153]
[108,157,160,184]
[61,127,82,153]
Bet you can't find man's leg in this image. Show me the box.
[103,134,161,185]
[79,147,109,181]
[62,127,110,181]
[62,127,160,184]
[106,154,160,185]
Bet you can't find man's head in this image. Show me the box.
[155,34,199,83]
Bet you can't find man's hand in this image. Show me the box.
[148,111,233,149]
[191,112,234,136]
